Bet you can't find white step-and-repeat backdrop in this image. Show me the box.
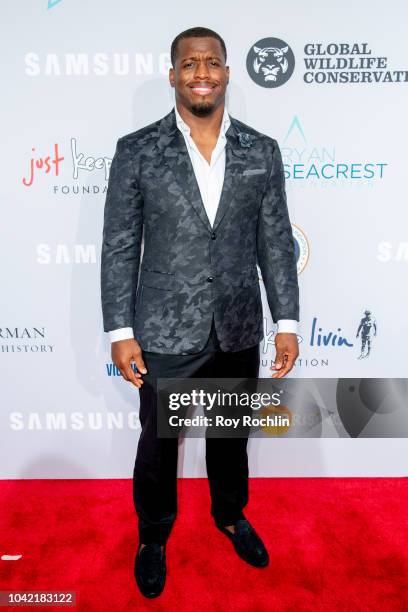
[1,1,407,478]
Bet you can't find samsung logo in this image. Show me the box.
[25,52,171,76]
[10,411,141,430]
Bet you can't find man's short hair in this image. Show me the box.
[170,27,227,67]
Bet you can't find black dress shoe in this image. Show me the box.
[216,519,269,568]
[134,543,166,598]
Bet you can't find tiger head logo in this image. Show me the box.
[252,45,289,82]
[247,37,295,88]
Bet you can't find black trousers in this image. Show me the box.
[132,316,260,545]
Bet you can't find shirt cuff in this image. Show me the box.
[276,319,298,334]
[108,327,134,343]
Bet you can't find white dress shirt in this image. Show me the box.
[108,105,298,342]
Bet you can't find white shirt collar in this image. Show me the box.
[174,104,231,138]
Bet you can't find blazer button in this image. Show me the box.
[211,232,216,240]
[207,277,213,283]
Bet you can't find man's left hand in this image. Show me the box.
[271,333,299,378]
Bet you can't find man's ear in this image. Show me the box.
[226,65,230,84]
[169,67,175,87]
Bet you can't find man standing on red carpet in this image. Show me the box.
[101,26,299,598]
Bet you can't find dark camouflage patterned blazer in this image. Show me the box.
[101,107,299,354]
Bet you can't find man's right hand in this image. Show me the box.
[111,339,147,388]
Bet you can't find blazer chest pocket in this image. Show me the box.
[240,169,267,197]
[242,168,267,176]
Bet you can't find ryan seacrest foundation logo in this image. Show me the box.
[246,37,295,88]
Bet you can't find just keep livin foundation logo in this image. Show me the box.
[21,139,110,196]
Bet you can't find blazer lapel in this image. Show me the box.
[155,109,212,232]
[155,108,250,234]
[212,120,249,231]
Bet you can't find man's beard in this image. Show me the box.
[190,101,216,117]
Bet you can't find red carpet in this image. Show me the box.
[1,478,407,610]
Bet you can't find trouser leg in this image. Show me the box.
[206,436,250,525]
[133,316,219,544]
[205,342,260,525]
[133,379,179,545]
